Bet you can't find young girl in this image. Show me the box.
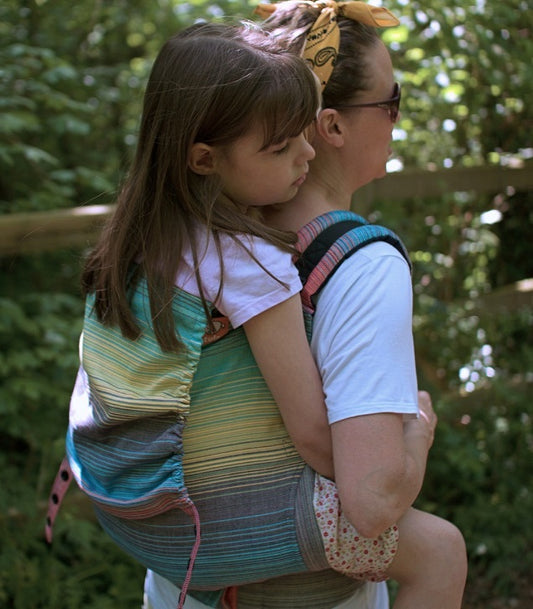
[66,22,332,609]
[79,22,332,476]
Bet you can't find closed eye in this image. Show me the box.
[271,141,290,155]
[262,136,291,155]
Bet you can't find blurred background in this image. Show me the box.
[1,0,531,607]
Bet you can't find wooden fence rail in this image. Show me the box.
[1,163,532,256]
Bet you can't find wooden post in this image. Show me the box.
[0,204,115,255]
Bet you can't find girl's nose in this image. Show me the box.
[299,133,315,162]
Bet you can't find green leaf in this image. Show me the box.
[21,145,59,166]
[0,112,41,134]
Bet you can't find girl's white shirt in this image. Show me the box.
[175,228,301,328]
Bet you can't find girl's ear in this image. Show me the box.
[315,108,345,148]
[189,143,217,175]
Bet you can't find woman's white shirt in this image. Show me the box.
[142,570,389,609]
[311,241,419,423]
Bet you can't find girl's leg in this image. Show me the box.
[386,507,467,609]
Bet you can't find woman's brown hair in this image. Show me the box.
[252,1,380,107]
[83,23,319,352]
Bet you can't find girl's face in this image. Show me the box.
[214,125,316,209]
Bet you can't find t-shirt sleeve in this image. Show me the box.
[310,241,419,424]
[215,235,302,328]
[176,231,302,329]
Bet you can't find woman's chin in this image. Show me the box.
[375,166,388,180]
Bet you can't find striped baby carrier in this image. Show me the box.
[46,210,409,609]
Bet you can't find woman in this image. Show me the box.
[144,2,466,608]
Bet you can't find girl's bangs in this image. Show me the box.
[257,69,318,149]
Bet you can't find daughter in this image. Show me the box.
[66,22,328,609]
[78,23,332,476]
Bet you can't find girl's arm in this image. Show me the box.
[243,293,334,478]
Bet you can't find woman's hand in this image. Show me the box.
[416,390,437,448]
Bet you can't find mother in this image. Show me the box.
[144,2,466,608]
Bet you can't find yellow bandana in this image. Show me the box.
[255,1,399,91]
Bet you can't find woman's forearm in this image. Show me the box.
[331,405,435,538]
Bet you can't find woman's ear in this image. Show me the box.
[315,108,345,148]
[189,143,217,175]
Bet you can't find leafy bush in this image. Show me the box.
[1,0,532,607]
[418,376,533,601]
[0,504,145,609]
[0,252,146,609]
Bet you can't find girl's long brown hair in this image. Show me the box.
[82,24,319,352]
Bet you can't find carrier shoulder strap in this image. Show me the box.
[295,210,411,313]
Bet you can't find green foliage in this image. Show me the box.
[0,291,81,445]
[0,251,146,608]
[0,0,531,607]
[0,495,145,608]
[386,0,533,170]
[417,377,533,600]
[0,0,257,215]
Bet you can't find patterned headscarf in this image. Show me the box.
[255,1,399,90]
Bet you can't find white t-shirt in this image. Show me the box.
[176,229,301,328]
[311,240,419,423]
[142,570,389,609]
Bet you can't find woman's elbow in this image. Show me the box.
[342,504,398,539]
[337,473,407,538]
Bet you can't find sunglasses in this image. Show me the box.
[333,82,401,123]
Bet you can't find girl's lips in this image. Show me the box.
[293,173,307,188]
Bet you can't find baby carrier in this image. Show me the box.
[45,210,410,609]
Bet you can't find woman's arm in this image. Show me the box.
[311,247,435,536]
[331,391,436,538]
[243,293,334,478]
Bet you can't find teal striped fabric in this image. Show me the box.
[67,281,324,600]
[68,281,207,518]
[65,211,409,607]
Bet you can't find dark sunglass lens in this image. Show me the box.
[391,85,401,122]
